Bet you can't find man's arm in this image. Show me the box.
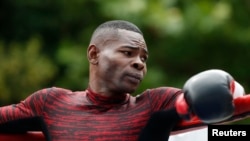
[0,88,49,133]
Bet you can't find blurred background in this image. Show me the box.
[0,0,250,123]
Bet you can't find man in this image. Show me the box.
[0,20,249,141]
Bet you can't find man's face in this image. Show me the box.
[96,29,148,94]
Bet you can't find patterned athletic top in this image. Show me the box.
[0,86,183,141]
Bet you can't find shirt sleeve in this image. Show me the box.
[147,87,183,112]
[0,88,49,123]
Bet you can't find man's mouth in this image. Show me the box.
[126,73,143,84]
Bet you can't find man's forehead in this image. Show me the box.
[122,45,148,54]
[95,28,148,53]
[118,29,147,47]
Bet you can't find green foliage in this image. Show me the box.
[55,40,89,91]
[0,38,57,105]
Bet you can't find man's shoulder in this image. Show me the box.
[49,86,72,93]
[135,87,183,110]
[46,87,87,96]
[31,87,72,96]
[146,86,182,94]
[136,86,182,99]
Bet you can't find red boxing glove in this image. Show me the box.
[231,94,250,121]
[173,80,246,133]
[218,80,250,123]
[231,81,245,98]
[176,69,235,124]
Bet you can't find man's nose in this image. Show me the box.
[132,57,145,70]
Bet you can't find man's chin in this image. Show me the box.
[116,86,137,94]
[116,82,140,94]
[124,86,138,94]
[127,89,136,94]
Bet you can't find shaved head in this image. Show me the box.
[89,20,143,46]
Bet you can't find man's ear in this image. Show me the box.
[87,45,99,65]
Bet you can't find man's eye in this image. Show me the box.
[141,56,148,62]
[123,51,132,56]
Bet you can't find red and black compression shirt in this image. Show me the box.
[0,86,183,141]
